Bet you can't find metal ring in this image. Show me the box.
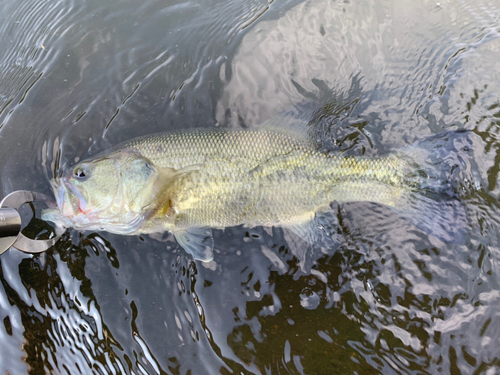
[0,207,22,255]
[0,190,65,254]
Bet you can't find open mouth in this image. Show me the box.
[51,178,84,217]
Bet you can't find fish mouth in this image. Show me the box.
[50,177,86,217]
[44,175,145,234]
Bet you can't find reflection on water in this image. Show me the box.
[1,0,500,374]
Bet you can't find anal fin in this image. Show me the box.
[287,218,318,244]
[285,208,342,253]
[393,190,466,244]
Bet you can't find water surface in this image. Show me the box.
[1,0,500,374]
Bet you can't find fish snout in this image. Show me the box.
[51,178,80,217]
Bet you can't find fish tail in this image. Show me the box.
[392,130,473,243]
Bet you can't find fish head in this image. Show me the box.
[42,150,160,234]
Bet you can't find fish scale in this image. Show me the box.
[123,130,405,230]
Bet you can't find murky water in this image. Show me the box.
[1,0,500,373]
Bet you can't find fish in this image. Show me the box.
[41,122,471,261]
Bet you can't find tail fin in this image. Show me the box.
[393,130,473,244]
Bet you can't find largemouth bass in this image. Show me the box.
[42,127,469,261]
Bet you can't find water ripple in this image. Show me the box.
[0,0,84,128]
[1,0,500,374]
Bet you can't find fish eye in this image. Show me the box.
[73,164,90,180]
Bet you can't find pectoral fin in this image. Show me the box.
[147,165,200,210]
[174,228,214,262]
[155,165,199,188]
